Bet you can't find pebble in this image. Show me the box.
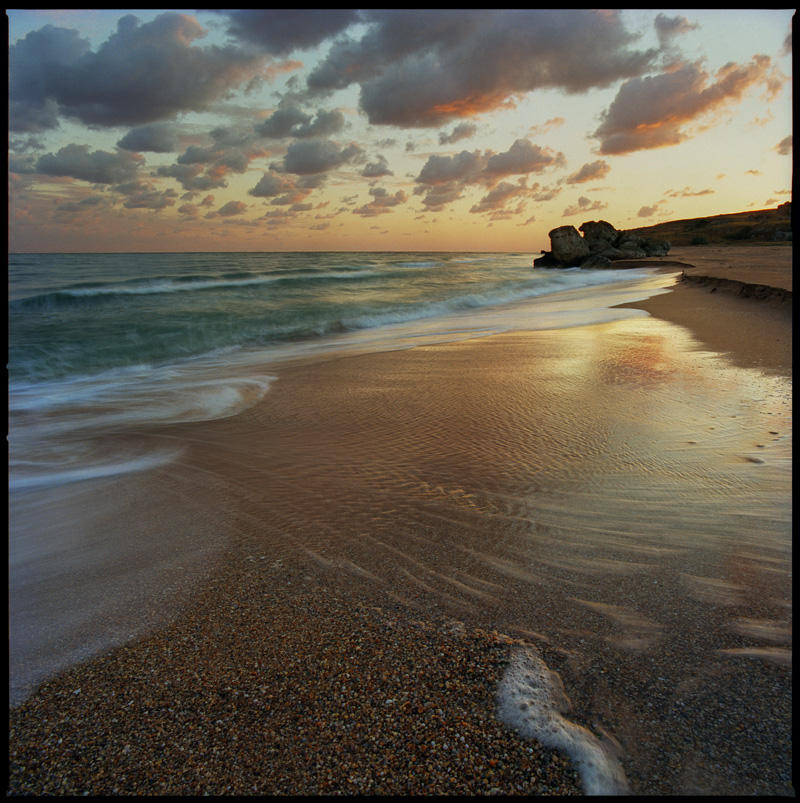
[8,562,582,796]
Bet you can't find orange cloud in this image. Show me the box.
[594,56,781,154]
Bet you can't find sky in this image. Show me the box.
[7,9,794,253]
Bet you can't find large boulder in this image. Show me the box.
[548,225,590,266]
[578,220,619,252]
[533,250,561,267]
[615,232,648,259]
[642,238,671,256]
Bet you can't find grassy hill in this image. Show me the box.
[629,202,792,247]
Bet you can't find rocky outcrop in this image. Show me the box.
[535,220,671,268]
[549,225,590,266]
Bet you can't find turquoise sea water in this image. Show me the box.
[9,251,656,383]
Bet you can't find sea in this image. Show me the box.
[8,251,667,491]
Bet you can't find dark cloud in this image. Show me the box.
[653,13,699,48]
[416,150,485,187]
[565,160,611,185]
[307,10,660,127]
[118,182,179,210]
[483,139,566,179]
[36,144,143,184]
[360,155,394,178]
[156,162,229,192]
[414,138,565,210]
[293,109,346,139]
[9,154,39,174]
[56,195,112,214]
[594,56,779,154]
[248,171,323,206]
[158,139,268,191]
[118,123,181,153]
[10,13,266,132]
[215,200,249,217]
[469,181,528,215]
[255,103,345,140]
[278,140,366,175]
[212,10,361,56]
[775,135,792,155]
[178,202,200,217]
[249,170,296,198]
[562,196,608,217]
[352,187,408,216]
[439,123,477,145]
[255,103,314,139]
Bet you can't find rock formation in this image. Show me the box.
[535,220,670,268]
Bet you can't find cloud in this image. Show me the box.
[637,204,659,217]
[469,181,528,215]
[157,139,269,191]
[529,117,565,137]
[414,138,565,210]
[292,109,346,139]
[10,13,266,132]
[215,200,249,217]
[278,140,366,175]
[361,155,394,178]
[594,56,780,154]
[36,144,143,184]
[565,160,611,185]
[305,10,661,128]
[416,150,486,187]
[439,123,477,145]
[56,195,112,214]
[117,123,181,153]
[211,10,361,56]
[255,102,345,140]
[352,187,408,216]
[9,154,39,174]
[117,181,178,210]
[484,139,566,179]
[249,170,296,198]
[775,135,792,155]
[157,162,229,192]
[248,171,323,206]
[653,13,699,48]
[562,196,608,217]
[663,186,714,198]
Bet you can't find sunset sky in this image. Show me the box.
[8,9,793,253]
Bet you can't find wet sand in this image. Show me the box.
[9,248,792,796]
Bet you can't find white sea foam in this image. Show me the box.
[19,269,382,304]
[9,369,277,489]
[8,446,185,490]
[497,646,629,795]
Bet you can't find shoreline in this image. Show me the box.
[9,247,792,796]
[614,245,791,376]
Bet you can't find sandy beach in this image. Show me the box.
[616,244,792,375]
[8,246,792,796]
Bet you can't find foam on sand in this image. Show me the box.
[497,646,629,795]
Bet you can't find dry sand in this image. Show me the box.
[8,246,792,796]
[615,244,791,376]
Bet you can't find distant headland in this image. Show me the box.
[535,202,792,269]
